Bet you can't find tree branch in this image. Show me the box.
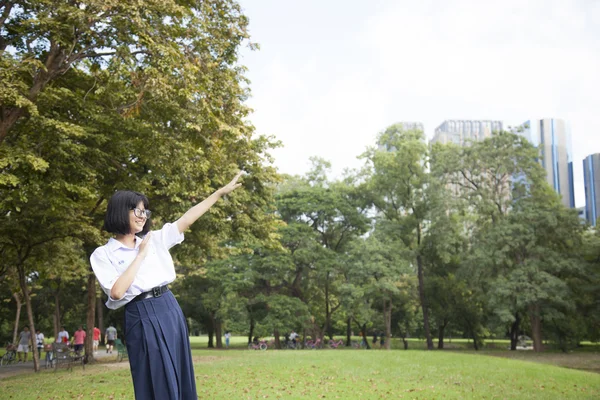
[0,0,15,28]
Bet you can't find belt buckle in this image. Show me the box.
[152,286,162,298]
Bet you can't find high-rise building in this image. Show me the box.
[516,119,575,208]
[397,122,425,132]
[430,120,503,145]
[584,153,600,226]
[378,122,425,151]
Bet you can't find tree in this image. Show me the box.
[0,0,255,144]
[360,123,436,349]
[346,230,412,350]
[577,228,600,343]
[433,132,583,352]
[276,159,369,340]
[1,0,281,370]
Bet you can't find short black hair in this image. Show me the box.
[103,190,152,236]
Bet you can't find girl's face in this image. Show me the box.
[130,201,148,234]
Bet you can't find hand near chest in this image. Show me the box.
[138,232,152,259]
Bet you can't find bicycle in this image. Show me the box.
[1,343,17,366]
[248,340,268,351]
[328,339,344,349]
[304,338,322,349]
[352,340,367,349]
[283,340,300,350]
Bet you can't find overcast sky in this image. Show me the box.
[238,0,600,207]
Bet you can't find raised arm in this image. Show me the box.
[176,171,243,234]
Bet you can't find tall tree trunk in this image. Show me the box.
[53,287,61,340]
[472,332,480,351]
[207,328,214,348]
[509,313,520,351]
[215,318,223,349]
[466,321,480,351]
[529,303,543,352]
[384,299,392,350]
[97,295,104,343]
[362,323,370,350]
[346,317,352,347]
[17,265,39,372]
[353,321,371,350]
[325,272,333,339]
[247,315,255,345]
[274,328,281,349]
[416,252,433,350]
[85,272,96,362]
[206,313,216,348]
[437,320,448,350]
[12,292,22,344]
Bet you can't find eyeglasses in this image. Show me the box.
[132,208,152,219]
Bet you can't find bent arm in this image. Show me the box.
[108,233,152,300]
[110,253,145,300]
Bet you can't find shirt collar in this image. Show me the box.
[107,236,142,252]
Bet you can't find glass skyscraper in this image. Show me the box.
[584,153,600,226]
[431,120,503,145]
[517,119,575,209]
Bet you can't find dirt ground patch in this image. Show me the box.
[193,355,229,363]
[477,351,600,373]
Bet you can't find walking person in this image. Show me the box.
[17,326,31,363]
[105,324,117,354]
[35,329,45,358]
[290,331,299,348]
[56,326,69,343]
[93,326,101,354]
[90,172,243,400]
[224,331,231,349]
[73,326,86,354]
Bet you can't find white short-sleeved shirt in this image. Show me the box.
[90,222,184,310]
[57,330,69,343]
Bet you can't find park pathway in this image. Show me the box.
[0,349,118,380]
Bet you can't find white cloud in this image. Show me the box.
[241,0,600,206]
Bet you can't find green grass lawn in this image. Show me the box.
[1,340,599,399]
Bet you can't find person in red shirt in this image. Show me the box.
[73,326,86,354]
[93,326,101,354]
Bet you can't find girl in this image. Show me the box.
[90,172,243,399]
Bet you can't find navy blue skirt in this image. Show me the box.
[124,291,197,400]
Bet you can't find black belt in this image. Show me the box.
[131,285,169,303]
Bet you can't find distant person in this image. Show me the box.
[73,326,86,354]
[105,324,118,354]
[379,332,385,348]
[224,331,231,349]
[93,326,101,354]
[17,326,31,362]
[35,329,45,358]
[372,332,378,347]
[57,326,69,343]
[290,331,299,347]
